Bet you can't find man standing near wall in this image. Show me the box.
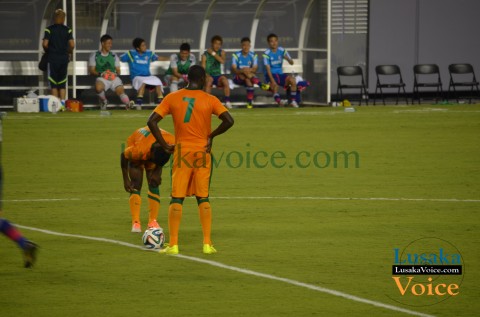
[42,9,75,110]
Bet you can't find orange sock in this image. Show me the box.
[129,192,141,224]
[148,186,160,223]
[197,198,212,245]
[168,199,183,246]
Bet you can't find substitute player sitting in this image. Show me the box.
[164,43,196,93]
[263,33,299,107]
[121,38,166,108]
[231,37,268,109]
[201,35,232,109]
[89,34,135,111]
[147,65,234,255]
[121,126,174,233]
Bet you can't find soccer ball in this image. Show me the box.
[142,227,165,249]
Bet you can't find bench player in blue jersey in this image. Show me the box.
[121,38,166,108]
[263,33,299,107]
[231,37,268,109]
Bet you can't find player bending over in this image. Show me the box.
[263,33,299,107]
[121,126,174,233]
[201,35,232,109]
[147,65,234,255]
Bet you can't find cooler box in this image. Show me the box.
[14,97,39,113]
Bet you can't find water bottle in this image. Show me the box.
[52,101,57,114]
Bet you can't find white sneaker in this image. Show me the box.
[224,101,232,109]
[100,100,108,111]
[126,100,135,110]
[290,100,299,108]
[278,99,288,107]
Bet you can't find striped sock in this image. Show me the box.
[98,91,107,102]
[0,218,27,249]
[274,93,281,104]
[119,93,130,105]
[246,87,254,102]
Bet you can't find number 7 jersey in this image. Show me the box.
[153,88,228,150]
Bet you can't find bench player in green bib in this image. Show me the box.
[164,43,196,93]
[88,34,135,111]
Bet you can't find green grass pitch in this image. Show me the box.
[0,104,479,317]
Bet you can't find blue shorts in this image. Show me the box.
[233,75,246,86]
[211,75,226,87]
[265,73,289,87]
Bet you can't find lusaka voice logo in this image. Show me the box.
[388,237,464,307]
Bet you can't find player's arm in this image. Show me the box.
[201,54,207,69]
[114,54,121,75]
[206,111,234,153]
[89,66,98,76]
[42,39,49,52]
[171,67,183,79]
[120,153,135,193]
[147,113,175,153]
[88,53,99,76]
[231,63,241,75]
[283,50,294,65]
[68,39,75,54]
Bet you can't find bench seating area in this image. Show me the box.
[0,59,303,108]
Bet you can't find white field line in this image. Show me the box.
[16,224,436,317]
[2,196,479,203]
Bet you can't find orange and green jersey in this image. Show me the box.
[153,88,228,150]
[124,126,174,162]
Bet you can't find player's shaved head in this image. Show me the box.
[187,65,206,89]
[54,9,66,23]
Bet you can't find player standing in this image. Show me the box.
[201,35,232,109]
[147,65,234,255]
[263,33,299,107]
[231,37,268,109]
[121,127,174,232]
[164,43,196,93]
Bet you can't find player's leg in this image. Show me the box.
[95,79,108,109]
[136,83,146,105]
[113,80,134,109]
[160,149,193,254]
[286,74,299,107]
[155,85,164,104]
[167,75,179,92]
[205,75,213,93]
[244,77,255,108]
[128,162,144,232]
[57,62,68,108]
[219,76,232,108]
[145,164,162,228]
[193,153,216,254]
